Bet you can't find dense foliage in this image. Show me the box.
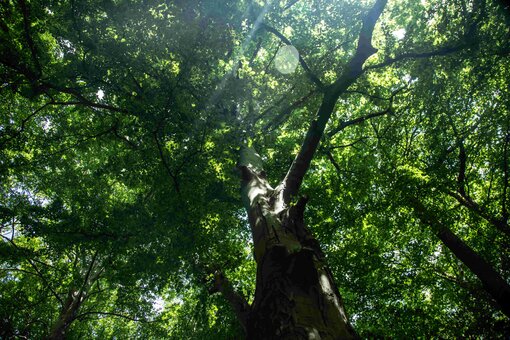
[1,0,509,338]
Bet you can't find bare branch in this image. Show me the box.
[328,137,370,149]
[263,41,281,74]
[283,0,301,11]
[0,101,53,148]
[0,233,63,305]
[42,84,129,114]
[442,119,510,236]
[249,37,263,66]
[457,140,468,197]
[0,99,133,151]
[77,251,99,303]
[327,107,392,139]
[366,45,464,71]
[324,148,342,175]
[317,39,353,65]
[446,190,510,237]
[26,125,119,167]
[428,267,481,294]
[252,84,296,123]
[0,267,39,276]
[74,311,151,323]
[260,23,324,89]
[344,89,388,101]
[264,90,317,131]
[153,131,181,193]
[502,130,509,221]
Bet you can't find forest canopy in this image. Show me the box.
[1,0,509,338]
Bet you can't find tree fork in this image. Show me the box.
[227,1,388,337]
[238,146,357,339]
[46,290,83,340]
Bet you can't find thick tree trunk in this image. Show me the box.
[411,198,510,318]
[246,209,357,339]
[239,147,357,339]
[46,254,98,339]
[46,290,82,340]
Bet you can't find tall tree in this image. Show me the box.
[223,1,387,337]
[1,0,509,338]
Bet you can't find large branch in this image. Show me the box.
[410,197,510,318]
[279,0,387,204]
[18,0,42,76]
[446,190,510,237]
[446,123,510,236]
[210,271,250,333]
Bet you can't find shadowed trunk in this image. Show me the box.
[239,147,357,339]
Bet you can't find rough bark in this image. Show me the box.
[239,147,357,339]
[216,1,389,336]
[411,198,510,318]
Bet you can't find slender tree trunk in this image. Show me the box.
[239,147,357,339]
[411,198,510,318]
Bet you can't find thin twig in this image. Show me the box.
[260,23,324,89]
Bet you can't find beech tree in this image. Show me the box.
[1,0,509,338]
